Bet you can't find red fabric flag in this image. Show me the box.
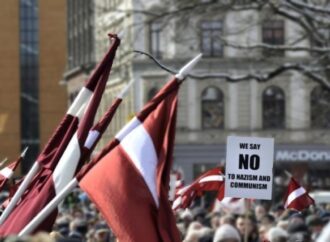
[172,167,224,210]
[284,177,315,211]
[0,152,25,192]
[79,78,182,242]
[0,34,121,236]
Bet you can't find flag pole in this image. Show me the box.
[284,170,292,178]
[175,53,202,81]
[19,54,202,236]
[244,198,250,242]
[19,80,134,236]
[0,147,30,224]
[0,163,39,224]
[0,158,8,168]
[0,92,91,225]
[19,178,79,236]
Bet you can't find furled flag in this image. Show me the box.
[0,148,27,192]
[284,177,315,211]
[0,34,121,236]
[0,33,122,227]
[172,167,225,211]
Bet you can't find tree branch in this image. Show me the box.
[287,0,330,15]
[133,50,330,89]
[269,2,325,44]
[220,38,330,53]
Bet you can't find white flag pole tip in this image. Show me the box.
[284,170,292,178]
[175,53,202,80]
[117,80,135,99]
[0,158,8,167]
[117,30,125,40]
[21,147,29,158]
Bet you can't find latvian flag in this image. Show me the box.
[172,167,224,210]
[284,177,315,211]
[0,148,27,192]
[0,34,121,236]
[80,78,182,242]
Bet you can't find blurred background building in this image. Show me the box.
[1,0,329,198]
[64,0,330,198]
[0,0,67,173]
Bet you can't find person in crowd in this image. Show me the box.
[259,214,276,227]
[266,227,288,242]
[258,224,273,242]
[184,221,204,242]
[219,215,236,227]
[306,214,325,241]
[213,224,241,242]
[68,218,88,241]
[236,214,259,242]
[254,205,267,223]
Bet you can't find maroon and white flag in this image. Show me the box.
[212,196,246,215]
[169,169,185,201]
[80,77,182,242]
[172,167,224,210]
[284,177,315,211]
[0,34,121,236]
[0,148,27,192]
[16,53,202,238]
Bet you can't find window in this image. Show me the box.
[149,21,162,59]
[201,87,224,129]
[147,87,158,101]
[200,20,223,57]
[262,86,285,129]
[20,0,40,172]
[311,86,330,128]
[67,0,94,69]
[262,20,285,57]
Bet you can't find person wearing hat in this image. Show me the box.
[306,214,325,241]
[266,227,288,242]
[213,224,241,242]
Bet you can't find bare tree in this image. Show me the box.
[103,0,330,88]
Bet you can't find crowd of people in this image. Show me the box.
[1,188,330,242]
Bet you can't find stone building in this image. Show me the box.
[0,0,67,173]
[64,0,330,194]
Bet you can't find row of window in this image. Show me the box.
[149,19,285,58]
[67,0,94,69]
[149,85,330,129]
[203,85,330,129]
[20,0,40,172]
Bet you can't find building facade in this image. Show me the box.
[0,0,67,173]
[65,0,330,195]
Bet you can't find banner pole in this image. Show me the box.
[244,198,250,242]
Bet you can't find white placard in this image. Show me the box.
[225,136,274,200]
